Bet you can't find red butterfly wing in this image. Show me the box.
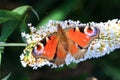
[55,41,67,65]
[66,27,99,59]
[67,28,91,48]
[42,35,59,60]
[32,35,59,60]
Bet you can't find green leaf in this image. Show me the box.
[104,66,120,80]
[12,5,39,42]
[12,5,39,20]
[1,73,11,80]
[37,0,78,27]
[37,9,65,26]
[0,5,38,42]
[0,20,20,41]
[0,10,21,41]
[19,15,28,43]
[0,10,21,24]
[68,62,77,69]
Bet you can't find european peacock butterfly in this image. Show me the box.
[32,24,100,65]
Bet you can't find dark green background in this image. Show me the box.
[1,0,120,80]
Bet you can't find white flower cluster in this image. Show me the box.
[66,19,120,65]
[20,19,120,69]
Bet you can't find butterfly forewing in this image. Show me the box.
[66,26,100,48]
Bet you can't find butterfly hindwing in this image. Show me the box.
[67,37,86,59]
[32,35,59,60]
[55,41,67,65]
[66,26,100,59]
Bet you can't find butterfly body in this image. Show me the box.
[32,24,100,65]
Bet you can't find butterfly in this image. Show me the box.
[32,24,100,65]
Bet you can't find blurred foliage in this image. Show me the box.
[1,73,11,80]
[0,0,120,80]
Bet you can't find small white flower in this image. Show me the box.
[21,32,26,37]
[28,23,32,27]
[20,54,24,60]
[26,38,32,43]
[21,61,27,67]
[30,27,36,32]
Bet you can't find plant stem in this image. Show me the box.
[0,43,27,46]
